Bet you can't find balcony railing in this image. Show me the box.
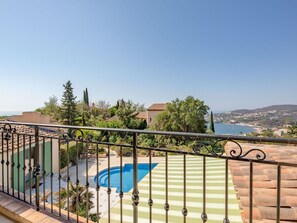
[0,121,297,223]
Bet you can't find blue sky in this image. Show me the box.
[0,0,297,112]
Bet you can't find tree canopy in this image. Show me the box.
[153,96,209,133]
[60,81,78,125]
[115,99,146,129]
[83,88,89,109]
[36,95,60,120]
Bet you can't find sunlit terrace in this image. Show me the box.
[0,121,297,223]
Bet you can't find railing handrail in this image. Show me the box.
[1,120,297,145]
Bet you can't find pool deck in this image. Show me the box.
[26,155,164,219]
[23,154,242,222]
[100,155,243,223]
[92,156,164,217]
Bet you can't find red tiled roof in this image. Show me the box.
[0,124,60,152]
[136,111,147,120]
[147,103,167,111]
[226,143,297,222]
[107,115,119,121]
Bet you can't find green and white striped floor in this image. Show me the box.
[101,155,242,223]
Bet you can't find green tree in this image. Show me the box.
[115,99,145,129]
[209,111,215,133]
[60,81,78,125]
[36,95,60,120]
[284,125,297,137]
[261,129,275,137]
[83,88,90,110]
[93,100,110,119]
[55,183,94,217]
[153,96,209,133]
[108,100,121,117]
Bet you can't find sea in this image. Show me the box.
[214,123,255,135]
[0,111,22,116]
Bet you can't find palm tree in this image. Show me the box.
[287,125,297,137]
[55,182,94,217]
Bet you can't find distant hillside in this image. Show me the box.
[232,104,297,114]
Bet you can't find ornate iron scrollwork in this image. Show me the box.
[182,207,188,216]
[164,203,170,211]
[148,198,153,206]
[193,141,225,158]
[33,164,41,178]
[62,129,84,141]
[132,193,139,206]
[201,212,208,221]
[223,217,230,223]
[193,139,266,161]
[0,123,16,140]
[86,134,93,142]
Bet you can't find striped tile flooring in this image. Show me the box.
[101,155,242,223]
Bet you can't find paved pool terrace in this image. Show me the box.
[99,155,242,223]
[26,155,242,222]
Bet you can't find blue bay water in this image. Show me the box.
[214,123,255,135]
[0,111,22,116]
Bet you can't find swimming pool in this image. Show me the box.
[94,163,158,193]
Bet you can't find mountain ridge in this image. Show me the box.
[231,104,297,114]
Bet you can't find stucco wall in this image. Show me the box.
[9,112,53,124]
[147,110,163,125]
[0,138,59,192]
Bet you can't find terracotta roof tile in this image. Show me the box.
[258,206,297,221]
[273,180,297,188]
[254,175,270,181]
[254,196,288,207]
[263,220,295,223]
[226,143,297,222]
[286,196,297,206]
[237,188,249,196]
[0,124,60,152]
[253,181,276,189]
[282,188,297,196]
[135,111,147,120]
[147,103,167,111]
[242,207,262,219]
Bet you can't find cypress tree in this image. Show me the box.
[83,90,86,105]
[209,111,215,133]
[85,88,89,106]
[60,81,78,125]
[83,88,89,110]
[116,100,120,109]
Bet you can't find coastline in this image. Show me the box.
[214,122,257,135]
[236,122,263,133]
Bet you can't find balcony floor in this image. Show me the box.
[0,191,88,223]
[0,214,14,223]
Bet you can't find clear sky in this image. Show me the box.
[0,0,297,112]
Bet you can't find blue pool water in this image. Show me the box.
[94,163,158,193]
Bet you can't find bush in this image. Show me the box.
[60,142,84,168]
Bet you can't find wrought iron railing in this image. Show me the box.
[0,121,297,223]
